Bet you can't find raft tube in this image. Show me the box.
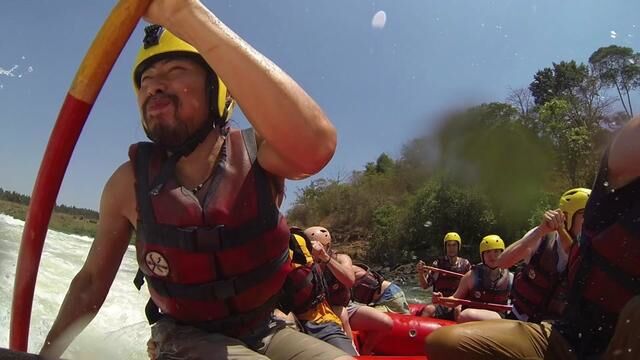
[353,304,455,357]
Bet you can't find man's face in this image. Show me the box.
[137,57,209,147]
[569,210,585,238]
[482,249,502,268]
[445,241,459,257]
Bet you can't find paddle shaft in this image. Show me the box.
[425,265,464,278]
[433,296,512,313]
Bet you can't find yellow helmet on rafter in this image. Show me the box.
[443,232,462,245]
[132,25,233,128]
[559,188,591,231]
[443,232,462,255]
[479,234,505,257]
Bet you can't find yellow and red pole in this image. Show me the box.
[10,0,151,351]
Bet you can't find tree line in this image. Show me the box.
[287,45,640,266]
[0,187,99,220]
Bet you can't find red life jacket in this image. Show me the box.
[467,264,513,311]
[324,258,351,307]
[281,263,328,315]
[280,228,327,315]
[555,150,640,357]
[351,263,384,304]
[131,128,291,336]
[511,233,568,322]
[431,256,471,297]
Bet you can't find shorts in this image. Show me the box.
[346,302,361,319]
[302,321,358,356]
[372,283,410,314]
[151,316,349,359]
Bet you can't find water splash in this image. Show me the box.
[0,65,18,77]
[371,10,387,29]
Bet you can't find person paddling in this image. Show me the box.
[416,232,472,320]
[426,117,640,360]
[434,235,513,323]
[40,1,351,358]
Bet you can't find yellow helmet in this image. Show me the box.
[559,188,591,231]
[443,232,461,254]
[443,232,462,245]
[479,235,505,257]
[290,233,314,266]
[132,25,233,126]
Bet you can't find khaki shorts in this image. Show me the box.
[425,295,640,360]
[425,320,575,360]
[151,317,349,359]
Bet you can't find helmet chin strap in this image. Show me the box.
[148,115,227,197]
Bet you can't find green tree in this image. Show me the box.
[364,153,395,175]
[589,45,640,118]
[529,61,589,106]
[399,178,496,264]
[537,99,594,186]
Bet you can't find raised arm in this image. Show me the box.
[310,239,355,288]
[416,260,438,289]
[40,163,135,359]
[495,209,563,269]
[144,0,336,179]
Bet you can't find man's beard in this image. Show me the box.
[142,93,190,148]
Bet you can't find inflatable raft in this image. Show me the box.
[354,304,455,359]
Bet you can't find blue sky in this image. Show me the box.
[1,0,639,212]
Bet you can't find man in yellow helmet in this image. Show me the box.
[416,232,472,319]
[433,235,513,323]
[426,119,640,360]
[41,1,347,359]
[499,188,590,323]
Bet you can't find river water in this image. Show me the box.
[0,214,430,358]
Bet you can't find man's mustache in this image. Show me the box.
[143,93,179,119]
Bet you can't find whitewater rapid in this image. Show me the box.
[0,214,150,359]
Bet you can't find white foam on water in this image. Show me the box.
[0,215,148,358]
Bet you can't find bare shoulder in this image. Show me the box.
[608,117,640,188]
[101,161,137,224]
[337,253,353,266]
